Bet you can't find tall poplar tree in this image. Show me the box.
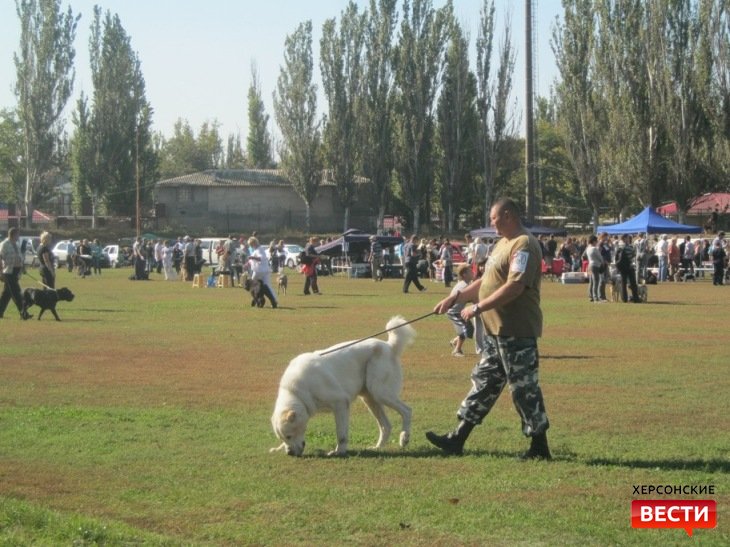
[553,0,604,227]
[88,6,155,216]
[475,0,517,225]
[393,0,449,233]
[14,0,79,226]
[246,63,273,168]
[361,0,398,232]
[437,17,478,233]
[320,1,365,232]
[273,21,322,233]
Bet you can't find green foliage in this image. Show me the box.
[360,0,398,232]
[157,118,222,179]
[475,0,519,225]
[554,0,729,220]
[13,0,79,225]
[226,132,246,169]
[88,6,156,217]
[0,109,25,203]
[320,1,365,232]
[274,20,323,233]
[246,63,273,169]
[437,17,478,233]
[393,0,450,233]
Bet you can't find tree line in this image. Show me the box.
[1,0,728,233]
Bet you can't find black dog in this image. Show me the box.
[22,287,75,321]
[243,278,266,308]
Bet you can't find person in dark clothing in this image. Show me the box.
[303,236,321,295]
[615,234,640,303]
[37,231,56,289]
[711,240,727,286]
[402,235,426,293]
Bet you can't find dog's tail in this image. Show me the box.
[386,315,416,359]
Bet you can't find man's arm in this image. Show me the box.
[460,280,526,321]
[433,277,481,314]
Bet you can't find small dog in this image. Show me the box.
[277,273,288,295]
[243,278,266,308]
[271,316,415,457]
[637,284,648,303]
[22,287,75,321]
[607,277,622,302]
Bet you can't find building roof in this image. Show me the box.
[156,169,291,188]
[155,168,371,188]
[657,193,730,216]
[0,208,54,224]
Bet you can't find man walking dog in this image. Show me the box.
[426,198,551,460]
[0,227,32,320]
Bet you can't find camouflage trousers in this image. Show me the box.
[456,335,549,437]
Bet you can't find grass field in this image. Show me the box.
[1,267,728,545]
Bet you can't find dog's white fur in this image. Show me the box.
[270,316,415,456]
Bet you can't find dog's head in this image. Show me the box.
[271,408,307,456]
[243,278,253,291]
[56,287,75,302]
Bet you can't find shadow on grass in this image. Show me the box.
[542,355,592,360]
[77,308,129,313]
[586,457,730,473]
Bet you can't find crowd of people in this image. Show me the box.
[537,231,729,301]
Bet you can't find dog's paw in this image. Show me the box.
[327,449,348,457]
[399,431,410,448]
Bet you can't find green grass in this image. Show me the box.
[0,268,728,545]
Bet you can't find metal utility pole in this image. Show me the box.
[135,122,141,237]
[524,0,536,222]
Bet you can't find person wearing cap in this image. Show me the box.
[0,227,32,320]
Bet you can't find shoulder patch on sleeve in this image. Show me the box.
[510,250,529,273]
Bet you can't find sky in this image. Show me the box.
[0,0,563,143]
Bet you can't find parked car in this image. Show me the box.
[18,236,39,267]
[102,244,134,268]
[51,240,76,266]
[265,244,305,269]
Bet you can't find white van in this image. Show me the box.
[197,237,228,266]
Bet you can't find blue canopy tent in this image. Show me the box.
[597,206,702,234]
[470,221,567,239]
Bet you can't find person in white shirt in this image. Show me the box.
[0,227,32,320]
[247,237,278,308]
[655,234,669,282]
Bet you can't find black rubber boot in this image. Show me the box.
[425,420,475,455]
[520,432,552,460]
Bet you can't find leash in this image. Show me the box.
[24,271,57,291]
[318,311,437,356]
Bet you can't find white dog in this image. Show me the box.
[271,316,415,456]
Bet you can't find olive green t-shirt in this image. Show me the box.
[478,229,543,338]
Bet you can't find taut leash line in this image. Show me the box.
[319,311,437,356]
